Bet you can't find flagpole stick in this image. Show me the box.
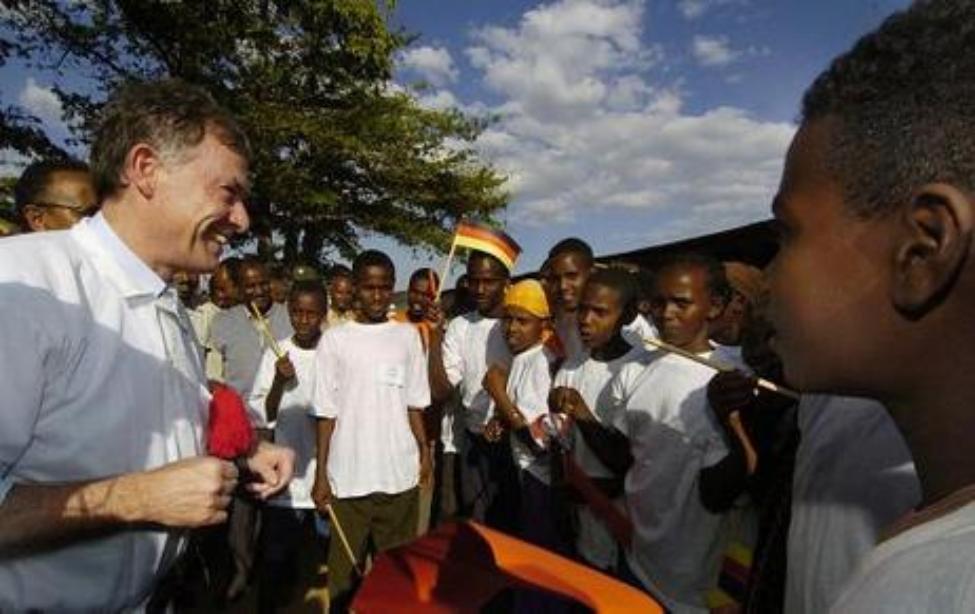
[435,239,458,304]
[641,336,800,400]
[249,302,284,359]
[325,503,363,577]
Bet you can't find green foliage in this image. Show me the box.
[1,0,508,263]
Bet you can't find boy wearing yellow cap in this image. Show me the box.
[482,280,569,556]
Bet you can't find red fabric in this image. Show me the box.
[207,384,254,459]
[352,521,661,613]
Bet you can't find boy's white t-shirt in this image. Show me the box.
[442,312,511,434]
[554,345,646,569]
[830,499,975,613]
[612,350,730,613]
[621,313,658,349]
[312,321,430,498]
[248,337,319,509]
[786,394,920,614]
[505,343,557,483]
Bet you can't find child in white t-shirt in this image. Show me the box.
[310,250,431,611]
[550,268,646,572]
[482,280,566,550]
[249,280,329,611]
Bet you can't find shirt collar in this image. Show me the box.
[77,213,167,299]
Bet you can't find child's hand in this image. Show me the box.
[482,364,509,398]
[706,371,756,423]
[418,446,433,488]
[274,354,296,382]
[425,302,445,332]
[484,416,506,442]
[311,477,333,512]
[549,387,593,421]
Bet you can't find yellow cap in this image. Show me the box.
[504,279,550,319]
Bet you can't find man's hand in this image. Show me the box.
[425,302,445,335]
[134,457,238,527]
[482,363,509,399]
[311,477,333,513]
[274,354,296,382]
[549,386,594,421]
[244,441,295,500]
[706,371,756,423]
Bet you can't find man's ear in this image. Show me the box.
[892,183,973,318]
[121,143,162,200]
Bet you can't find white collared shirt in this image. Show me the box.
[0,214,208,611]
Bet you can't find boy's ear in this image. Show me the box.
[891,183,974,318]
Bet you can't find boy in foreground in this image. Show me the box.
[768,1,975,610]
[311,251,431,611]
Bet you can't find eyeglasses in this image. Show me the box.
[29,201,99,218]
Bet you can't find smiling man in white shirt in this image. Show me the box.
[0,79,294,611]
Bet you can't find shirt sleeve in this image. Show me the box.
[441,317,465,387]
[247,348,278,427]
[406,327,432,410]
[609,369,631,436]
[311,333,339,419]
[0,301,48,504]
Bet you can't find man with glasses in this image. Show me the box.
[14,159,98,232]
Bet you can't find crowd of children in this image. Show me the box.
[5,2,975,612]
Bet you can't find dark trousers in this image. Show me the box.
[458,430,520,533]
[328,487,419,612]
[257,507,328,613]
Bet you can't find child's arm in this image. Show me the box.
[408,409,433,488]
[426,304,456,403]
[551,387,633,476]
[698,371,759,513]
[311,417,335,511]
[264,354,296,425]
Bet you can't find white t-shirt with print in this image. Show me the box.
[612,350,730,613]
[554,345,646,569]
[312,321,430,498]
[506,343,557,483]
[442,311,511,434]
[249,337,320,509]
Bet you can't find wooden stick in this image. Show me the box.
[641,336,800,400]
[325,503,362,577]
[434,238,458,303]
[248,302,284,359]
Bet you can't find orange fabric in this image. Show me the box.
[352,521,661,613]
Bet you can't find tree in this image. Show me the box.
[1,0,508,264]
[0,33,64,160]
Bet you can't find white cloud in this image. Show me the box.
[398,46,458,87]
[677,0,747,20]
[18,78,63,125]
[437,0,793,235]
[691,35,739,67]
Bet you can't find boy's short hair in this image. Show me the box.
[327,264,352,282]
[289,279,328,308]
[655,252,730,301]
[802,0,975,218]
[91,79,251,201]
[409,267,440,288]
[239,255,267,276]
[14,159,90,213]
[216,256,242,284]
[468,251,510,278]
[586,267,639,316]
[548,237,594,266]
[353,250,395,281]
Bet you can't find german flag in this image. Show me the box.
[452,221,522,271]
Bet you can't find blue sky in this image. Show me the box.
[0,0,910,288]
